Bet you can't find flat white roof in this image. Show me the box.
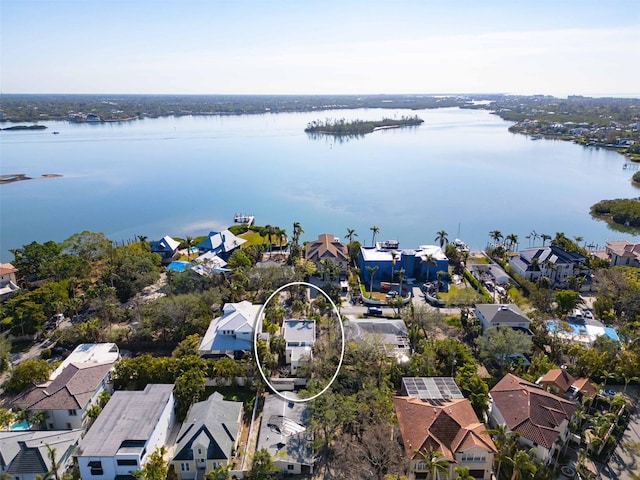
[360,244,446,262]
[50,343,119,380]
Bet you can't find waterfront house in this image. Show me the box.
[256,393,314,475]
[149,235,181,264]
[358,242,448,285]
[11,343,119,430]
[196,230,246,260]
[283,320,315,373]
[0,263,20,301]
[394,378,496,480]
[474,304,532,333]
[606,240,640,267]
[509,246,586,285]
[0,429,82,480]
[304,233,349,273]
[76,384,175,479]
[489,373,577,462]
[199,301,262,359]
[171,392,242,480]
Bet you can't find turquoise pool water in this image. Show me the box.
[166,260,191,272]
[10,419,30,430]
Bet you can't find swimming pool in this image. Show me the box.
[10,419,30,430]
[166,261,191,272]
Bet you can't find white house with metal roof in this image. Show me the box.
[76,384,175,480]
[282,320,315,373]
[475,304,532,332]
[199,301,263,359]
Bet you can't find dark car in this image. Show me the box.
[367,306,383,316]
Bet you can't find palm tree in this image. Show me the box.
[506,234,519,251]
[540,233,551,246]
[435,230,449,249]
[530,230,539,247]
[416,446,449,480]
[485,423,520,480]
[205,464,232,480]
[370,225,380,246]
[31,410,48,429]
[508,449,536,480]
[574,235,584,246]
[489,230,503,246]
[366,265,379,299]
[454,466,474,480]
[185,235,194,261]
[46,444,61,480]
[345,228,358,244]
[422,254,437,283]
[292,221,303,246]
[274,226,287,251]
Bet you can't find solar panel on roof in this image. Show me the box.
[402,377,464,400]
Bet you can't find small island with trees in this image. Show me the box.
[591,197,640,228]
[304,115,424,136]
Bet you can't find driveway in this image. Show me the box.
[598,385,640,480]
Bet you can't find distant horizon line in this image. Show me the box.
[1,92,639,100]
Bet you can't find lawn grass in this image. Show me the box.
[238,230,265,246]
[203,385,256,406]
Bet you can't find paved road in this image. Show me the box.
[598,385,640,480]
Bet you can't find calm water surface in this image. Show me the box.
[1,107,638,261]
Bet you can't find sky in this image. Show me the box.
[1,0,639,97]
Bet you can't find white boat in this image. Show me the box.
[453,238,469,252]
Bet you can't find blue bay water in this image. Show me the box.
[1,107,638,261]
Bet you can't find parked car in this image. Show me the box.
[386,290,398,298]
[367,306,383,316]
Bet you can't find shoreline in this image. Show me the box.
[0,173,63,185]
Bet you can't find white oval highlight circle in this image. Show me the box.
[253,281,345,403]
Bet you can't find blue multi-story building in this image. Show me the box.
[358,241,449,285]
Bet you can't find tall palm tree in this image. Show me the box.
[274,227,287,250]
[489,230,503,246]
[540,233,551,246]
[366,265,379,299]
[422,254,436,283]
[292,221,303,246]
[345,228,358,244]
[416,446,449,480]
[506,233,519,251]
[435,230,449,249]
[530,230,539,247]
[370,225,380,246]
[508,450,536,480]
[485,423,520,480]
[46,444,61,480]
[185,235,194,261]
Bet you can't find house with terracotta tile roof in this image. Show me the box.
[11,343,119,430]
[0,262,20,300]
[305,233,349,273]
[489,373,577,462]
[538,368,597,400]
[606,240,640,267]
[393,393,496,480]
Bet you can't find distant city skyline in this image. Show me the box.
[1,0,639,97]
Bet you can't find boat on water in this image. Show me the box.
[234,213,254,225]
[530,134,543,140]
[453,238,469,252]
[52,131,60,134]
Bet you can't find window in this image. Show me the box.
[416,461,427,471]
[181,463,190,472]
[117,459,138,466]
[288,465,295,470]
[88,460,103,476]
[197,448,202,455]
[68,409,77,416]
[461,453,486,463]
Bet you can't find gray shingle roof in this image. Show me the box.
[172,392,242,462]
[0,430,82,476]
[77,384,174,457]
